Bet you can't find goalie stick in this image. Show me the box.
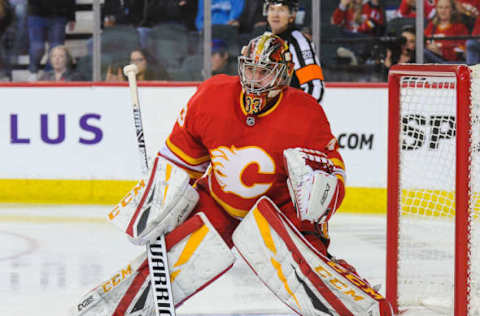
[123,64,176,316]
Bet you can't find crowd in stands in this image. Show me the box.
[328,0,480,81]
[0,0,480,82]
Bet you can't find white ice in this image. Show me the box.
[0,204,388,316]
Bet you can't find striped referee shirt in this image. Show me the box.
[277,26,325,103]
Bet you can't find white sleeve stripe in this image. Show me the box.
[158,144,210,173]
[300,79,323,102]
[311,79,322,101]
[291,30,311,52]
[289,45,301,71]
[291,30,315,65]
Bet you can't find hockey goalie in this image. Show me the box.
[72,33,393,316]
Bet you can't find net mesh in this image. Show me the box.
[396,67,480,315]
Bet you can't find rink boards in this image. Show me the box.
[0,82,389,214]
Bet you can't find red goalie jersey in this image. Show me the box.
[159,74,345,245]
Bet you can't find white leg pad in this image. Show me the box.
[71,252,155,316]
[71,212,235,315]
[167,212,236,305]
[233,196,391,316]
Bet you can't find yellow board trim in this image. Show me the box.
[0,215,107,224]
[0,179,390,215]
[339,187,386,214]
[399,189,480,218]
[0,179,135,205]
[2,180,477,220]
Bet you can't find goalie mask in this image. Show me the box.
[238,33,294,115]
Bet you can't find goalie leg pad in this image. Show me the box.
[232,196,393,316]
[167,212,236,306]
[71,252,154,316]
[107,154,199,245]
[71,212,235,315]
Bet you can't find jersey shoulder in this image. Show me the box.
[284,86,318,105]
[198,74,240,92]
[283,87,327,116]
[189,74,241,111]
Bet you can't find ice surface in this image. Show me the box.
[0,205,387,316]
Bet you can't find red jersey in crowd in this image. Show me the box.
[424,21,469,61]
[395,0,437,20]
[456,0,480,17]
[472,15,480,34]
[331,1,385,35]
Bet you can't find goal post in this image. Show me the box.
[386,64,480,315]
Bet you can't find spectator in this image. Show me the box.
[104,62,124,82]
[105,48,170,81]
[156,0,198,31]
[424,0,469,63]
[381,25,416,80]
[331,0,385,36]
[211,38,235,75]
[195,0,245,31]
[466,14,480,64]
[455,0,480,30]
[9,0,27,55]
[331,0,385,64]
[38,45,84,81]
[103,0,162,49]
[178,39,235,81]
[394,0,437,20]
[0,0,13,35]
[27,0,76,81]
[265,0,325,103]
[102,0,198,49]
[456,0,480,17]
[0,0,13,33]
[238,0,266,34]
[0,0,13,80]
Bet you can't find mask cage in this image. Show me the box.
[238,56,289,95]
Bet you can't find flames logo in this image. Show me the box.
[210,145,275,199]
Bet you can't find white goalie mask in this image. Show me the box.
[238,32,294,115]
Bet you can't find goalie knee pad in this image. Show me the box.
[233,196,393,316]
[107,154,199,245]
[167,212,236,306]
[71,212,235,316]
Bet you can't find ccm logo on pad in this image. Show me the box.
[108,180,146,220]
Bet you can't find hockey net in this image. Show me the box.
[386,64,480,316]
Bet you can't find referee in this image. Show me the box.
[264,0,325,103]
